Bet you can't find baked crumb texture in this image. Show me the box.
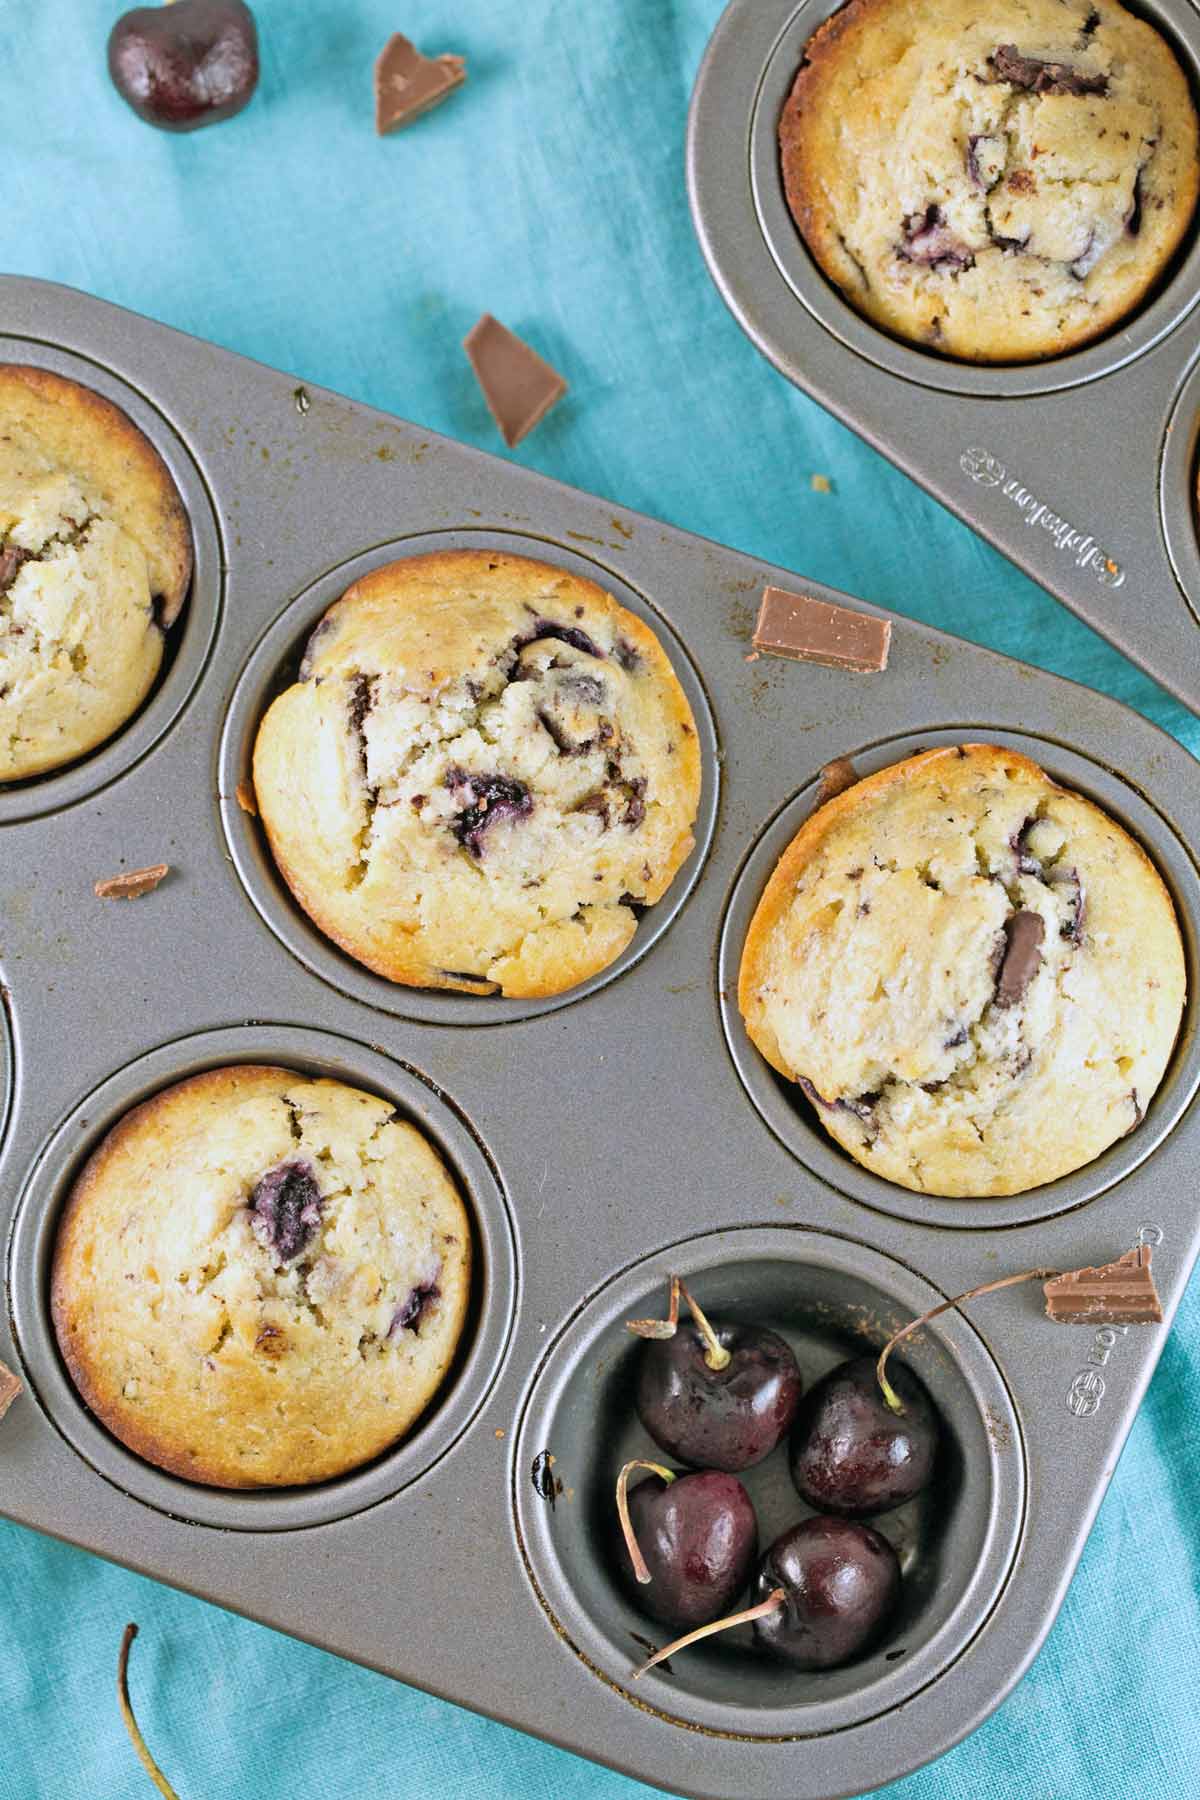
[51,1065,472,1487]
[779,0,1200,361]
[252,549,702,998]
[0,365,192,779]
[739,745,1186,1196]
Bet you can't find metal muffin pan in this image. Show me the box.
[688,0,1200,716]
[0,277,1198,1800]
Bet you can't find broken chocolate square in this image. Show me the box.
[1044,1245,1163,1325]
[463,314,567,448]
[375,33,465,135]
[94,863,170,900]
[0,1356,21,1422]
[752,586,891,672]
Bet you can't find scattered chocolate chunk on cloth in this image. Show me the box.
[463,314,567,448]
[375,33,465,134]
[752,586,891,672]
[0,1356,22,1421]
[1044,1245,1164,1324]
[94,862,170,899]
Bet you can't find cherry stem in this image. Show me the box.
[626,1273,682,1341]
[632,1587,787,1679]
[616,1459,676,1585]
[117,1624,180,1800]
[625,1274,731,1372]
[876,1268,1061,1415]
[679,1280,732,1372]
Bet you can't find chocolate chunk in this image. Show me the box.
[94,863,170,900]
[0,543,29,594]
[899,205,975,271]
[389,1275,441,1337]
[531,1449,558,1509]
[798,1075,836,1111]
[614,638,640,673]
[994,910,1045,1006]
[1043,1245,1163,1324]
[374,33,465,134]
[815,756,860,807]
[988,228,1031,254]
[1126,165,1144,236]
[447,770,533,855]
[463,314,567,448]
[752,586,891,673]
[622,777,647,828]
[990,45,1108,95]
[0,1356,22,1422]
[250,1161,322,1263]
[967,133,1006,192]
[1052,867,1086,943]
[536,707,576,755]
[573,791,611,829]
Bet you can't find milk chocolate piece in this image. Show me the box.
[463,315,567,448]
[0,1356,21,1421]
[94,862,170,899]
[995,909,1044,1006]
[1044,1245,1163,1324]
[752,586,891,672]
[374,33,465,135]
[815,756,860,807]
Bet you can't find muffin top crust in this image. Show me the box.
[779,0,1199,361]
[0,364,192,779]
[252,549,702,998]
[739,744,1186,1196]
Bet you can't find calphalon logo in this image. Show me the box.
[1065,1224,1163,1419]
[960,446,1125,588]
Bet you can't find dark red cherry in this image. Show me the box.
[634,1307,803,1472]
[615,1463,757,1631]
[108,1,259,132]
[751,1517,901,1669]
[790,1355,939,1516]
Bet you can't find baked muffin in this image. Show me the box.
[51,1065,471,1487]
[253,549,701,997]
[739,745,1185,1196]
[0,365,192,779]
[778,0,1200,362]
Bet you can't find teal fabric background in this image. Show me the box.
[2,3,1198,1796]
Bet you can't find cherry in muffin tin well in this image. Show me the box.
[2,281,1200,1800]
[688,0,1200,715]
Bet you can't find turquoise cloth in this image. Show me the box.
[3,3,1198,1797]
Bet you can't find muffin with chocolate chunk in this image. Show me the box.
[739,745,1185,1196]
[52,1066,471,1487]
[252,549,701,997]
[779,0,1199,361]
[0,365,192,779]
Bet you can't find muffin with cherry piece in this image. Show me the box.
[252,550,701,997]
[738,744,1185,1195]
[52,1065,470,1487]
[778,0,1199,361]
[0,364,191,779]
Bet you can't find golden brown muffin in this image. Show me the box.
[252,549,702,997]
[0,365,192,778]
[52,1065,471,1488]
[779,0,1199,362]
[739,745,1186,1196]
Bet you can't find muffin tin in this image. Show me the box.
[688,0,1200,718]
[1,276,1198,1800]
